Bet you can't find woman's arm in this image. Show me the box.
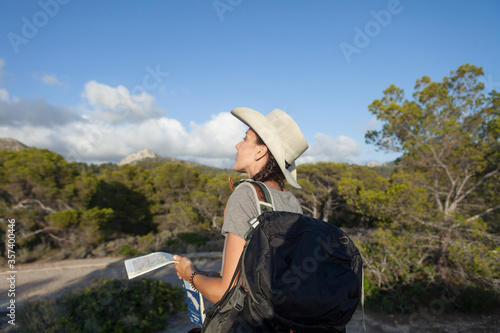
[174,232,245,304]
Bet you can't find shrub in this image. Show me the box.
[167,231,207,252]
[118,244,140,256]
[79,207,115,243]
[18,278,186,332]
[17,298,65,333]
[46,209,80,229]
[365,282,500,315]
[177,232,206,247]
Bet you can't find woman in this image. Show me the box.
[173,107,308,304]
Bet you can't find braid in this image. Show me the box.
[252,134,286,189]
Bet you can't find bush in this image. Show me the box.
[177,232,206,247]
[450,284,500,314]
[17,243,53,263]
[365,282,500,315]
[46,209,80,229]
[167,231,207,253]
[17,298,65,332]
[18,278,187,332]
[79,207,115,243]
[118,244,140,256]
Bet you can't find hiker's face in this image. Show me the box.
[233,129,266,176]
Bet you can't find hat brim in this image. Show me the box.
[231,107,302,188]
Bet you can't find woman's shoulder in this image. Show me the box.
[226,182,258,208]
[230,181,255,197]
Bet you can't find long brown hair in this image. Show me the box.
[252,133,286,189]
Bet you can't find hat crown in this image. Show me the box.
[266,109,308,164]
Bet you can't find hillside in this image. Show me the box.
[0,138,28,151]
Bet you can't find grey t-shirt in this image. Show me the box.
[222,182,303,238]
[220,182,303,272]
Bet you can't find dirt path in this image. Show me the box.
[0,253,220,332]
[1,255,499,332]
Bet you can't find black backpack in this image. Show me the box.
[202,180,363,333]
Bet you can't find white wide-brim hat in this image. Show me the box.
[231,107,309,188]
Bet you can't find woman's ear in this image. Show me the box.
[254,144,268,161]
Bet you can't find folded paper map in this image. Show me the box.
[124,252,178,279]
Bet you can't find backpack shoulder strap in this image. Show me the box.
[248,181,275,214]
[233,179,275,214]
[233,179,275,240]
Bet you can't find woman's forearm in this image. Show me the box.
[174,233,245,304]
[191,274,228,304]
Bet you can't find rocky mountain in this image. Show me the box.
[118,148,226,173]
[366,160,396,178]
[118,148,161,165]
[366,161,381,168]
[0,138,29,151]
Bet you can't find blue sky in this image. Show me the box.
[1,0,499,168]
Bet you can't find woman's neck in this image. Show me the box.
[262,180,284,191]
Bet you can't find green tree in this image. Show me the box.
[190,190,219,229]
[0,148,78,206]
[105,165,155,199]
[294,162,348,221]
[200,173,234,229]
[61,171,99,210]
[80,207,115,243]
[295,162,386,227]
[46,209,80,229]
[160,201,200,232]
[152,164,201,214]
[366,64,500,284]
[338,171,430,227]
[88,180,153,236]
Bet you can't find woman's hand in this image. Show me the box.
[173,255,195,281]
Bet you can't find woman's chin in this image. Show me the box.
[232,164,244,173]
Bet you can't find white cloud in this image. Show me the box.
[1,79,363,168]
[0,105,245,165]
[1,97,361,167]
[0,95,81,127]
[0,80,246,165]
[0,89,9,102]
[81,80,164,123]
[300,133,362,164]
[72,113,244,164]
[186,112,245,158]
[41,74,64,86]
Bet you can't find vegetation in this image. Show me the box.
[0,150,236,261]
[17,279,186,333]
[359,64,500,311]
[1,64,498,321]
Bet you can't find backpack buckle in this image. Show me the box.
[233,289,245,312]
[248,217,260,229]
[244,218,260,239]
